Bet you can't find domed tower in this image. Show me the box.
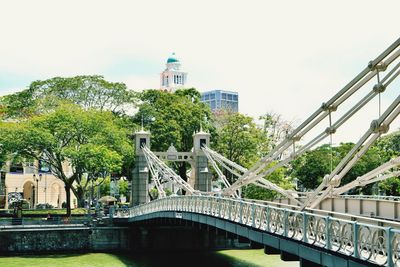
[160,53,187,92]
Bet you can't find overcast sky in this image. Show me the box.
[1,0,400,145]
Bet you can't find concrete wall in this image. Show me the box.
[0,227,130,254]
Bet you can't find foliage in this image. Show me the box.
[136,88,213,151]
[9,199,30,209]
[10,208,87,215]
[290,142,385,193]
[213,112,267,169]
[259,112,293,154]
[0,75,138,119]
[0,104,133,216]
[212,111,293,199]
[36,203,54,209]
[149,188,159,200]
[379,177,400,196]
[99,176,129,198]
[136,88,213,180]
[242,163,294,200]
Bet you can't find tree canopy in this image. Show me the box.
[135,88,213,180]
[0,104,133,215]
[0,75,138,118]
[290,142,385,194]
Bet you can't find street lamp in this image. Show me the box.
[31,184,35,209]
[33,174,41,209]
[39,173,47,207]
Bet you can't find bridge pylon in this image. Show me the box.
[193,129,212,192]
[131,129,151,206]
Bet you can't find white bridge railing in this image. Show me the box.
[127,196,400,267]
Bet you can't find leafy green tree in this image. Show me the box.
[135,88,213,180]
[242,163,294,200]
[0,75,138,118]
[0,104,132,216]
[290,144,334,189]
[291,142,384,194]
[99,177,129,200]
[213,112,267,170]
[212,112,293,199]
[376,131,400,195]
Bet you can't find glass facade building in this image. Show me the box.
[201,90,239,112]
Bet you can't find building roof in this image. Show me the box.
[167,53,179,63]
[201,89,238,95]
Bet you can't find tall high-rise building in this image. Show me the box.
[160,53,187,92]
[201,90,239,113]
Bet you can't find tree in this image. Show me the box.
[0,75,138,119]
[135,88,213,180]
[0,104,132,216]
[375,131,400,195]
[259,112,293,154]
[213,112,266,170]
[291,142,385,194]
[242,162,294,200]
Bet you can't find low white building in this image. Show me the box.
[1,159,76,209]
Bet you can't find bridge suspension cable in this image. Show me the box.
[201,146,239,198]
[202,145,302,205]
[331,156,400,197]
[304,92,400,209]
[222,37,400,209]
[141,145,199,196]
[142,147,167,198]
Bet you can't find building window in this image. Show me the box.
[222,93,227,100]
[200,138,207,148]
[233,94,238,101]
[210,94,215,100]
[10,159,23,173]
[227,94,233,101]
[211,101,216,110]
[39,159,51,173]
[140,138,147,148]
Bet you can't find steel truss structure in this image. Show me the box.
[141,145,199,196]
[202,145,302,205]
[219,37,400,209]
[140,38,400,210]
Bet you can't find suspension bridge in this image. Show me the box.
[117,37,400,267]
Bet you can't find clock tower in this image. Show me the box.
[160,53,187,92]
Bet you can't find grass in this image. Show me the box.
[0,250,299,267]
[0,208,87,216]
[21,208,87,215]
[216,249,299,267]
[0,253,133,267]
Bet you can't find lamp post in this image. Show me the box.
[39,173,47,207]
[33,174,41,209]
[31,184,35,209]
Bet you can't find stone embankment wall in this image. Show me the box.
[0,227,130,254]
